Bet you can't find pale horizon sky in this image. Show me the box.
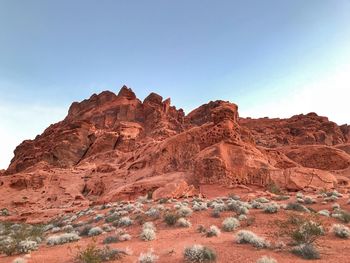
[1,0,350,169]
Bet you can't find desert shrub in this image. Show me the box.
[0,208,10,216]
[238,214,247,221]
[119,233,131,241]
[103,228,130,243]
[291,221,324,245]
[158,198,169,204]
[332,203,340,210]
[99,246,127,261]
[51,227,61,233]
[211,209,221,218]
[291,244,320,259]
[47,233,80,246]
[0,223,43,255]
[304,196,316,205]
[147,190,154,200]
[266,183,282,195]
[88,227,103,237]
[177,206,193,217]
[273,195,290,201]
[317,210,330,217]
[228,194,240,200]
[222,217,240,232]
[118,216,133,227]
[138,249,159,263]
[17,240,38,253]
[101,224,115,233]
[227,201,249,215]
[62,225,74,233]
[211,203,226,212]
[296,192,304,199]
[143,222,156,231]
[105,214,120,223]
[254,197,270,203]
[197,225,206,234]
[263,203,279,214]
[75,243,127,263]
[184,244,216,262]
[331,224,350,239]
[145,208,161,219]
[140,223,156,241]
[43,224,55,232]
[103,236,118,244]
[333,210,350,223]
[235,230,269,248]
[285,202,309,212]
[192,202,207,211]
[206,225,221,237]
[256,256,277,263]
[164,213,178,226]
[94,214,104,222]
[140,228,156,241]
[0,237,17,256]
[251,201,263,209]
[177,218,191,228]
[78,224,93,236]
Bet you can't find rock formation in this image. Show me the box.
[0,86,349,222]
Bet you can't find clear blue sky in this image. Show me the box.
[1,0,350,168]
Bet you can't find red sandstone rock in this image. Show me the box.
[1,86,349,221]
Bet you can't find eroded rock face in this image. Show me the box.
[240,113,347,147]
[1,86,349,222]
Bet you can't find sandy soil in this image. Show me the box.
[1,188,350,263]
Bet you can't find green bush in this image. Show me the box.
[164,213,178,226]
[75,243,127,263]
[291,244,320,259]
[286,202,309,212]
[291,220,324,245]
[0,223,43,256]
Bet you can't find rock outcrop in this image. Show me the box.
[1,86,349,222]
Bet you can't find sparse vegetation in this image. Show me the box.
[291,220,324,245]
[0,223,44,255]
[177,217,191,228]
[184,244,216,262]
[266,183,282,195]
[47,233,80,246]
[263,203,279,214]
[222,217,240,232]
[88,227,103,237]
[118,216,133,227]
[206,225,221,237]
[138,249,159,263]
[177,206,193,217]
[331,224,350,238]
[285,202,309,212]
[291,244,320,260]
[333,210,350,223]
[164,212,178,226]
[75,242,127,262]
[235,230,269,248]
[140,222,156,241]
[78,225,93,237]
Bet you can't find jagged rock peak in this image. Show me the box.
[143,92,163,105]
[186,100,239,126]
[117,85,136,100]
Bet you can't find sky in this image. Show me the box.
[1,0,350,169]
